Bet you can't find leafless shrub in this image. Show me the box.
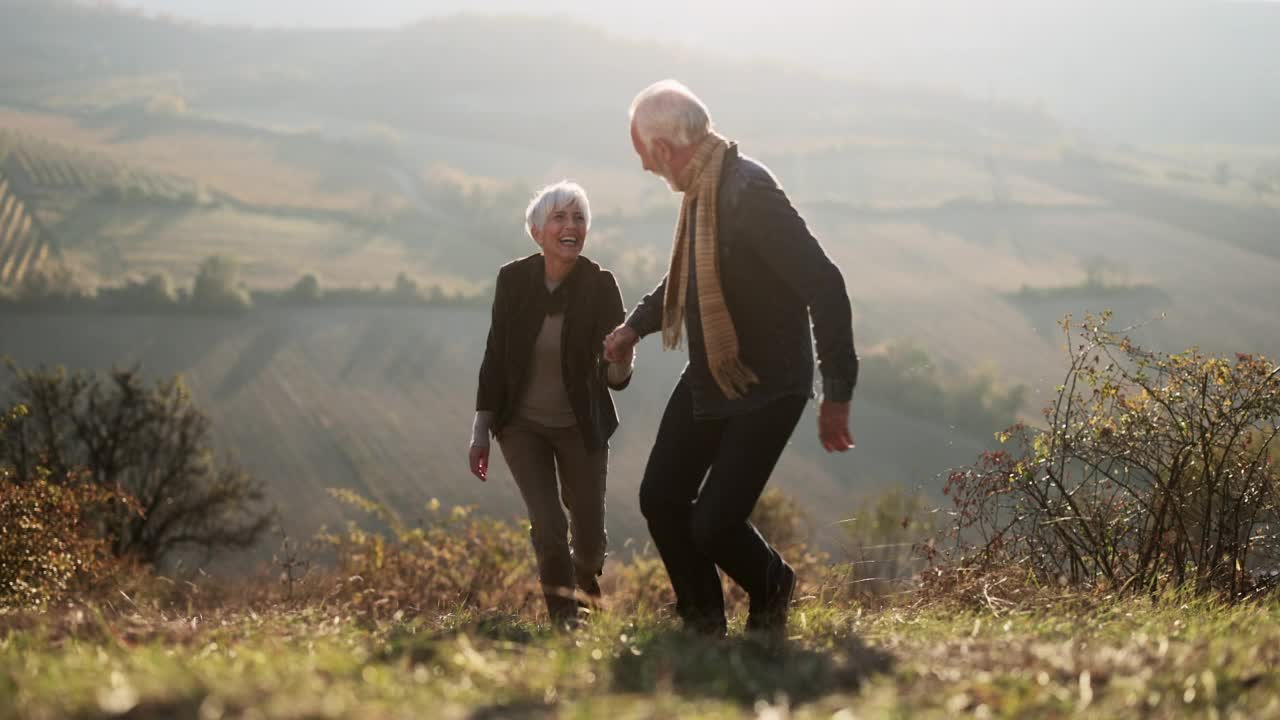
[936,313,1280,600]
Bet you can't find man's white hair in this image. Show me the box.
[525,180,591,239]
[629,79,712,149]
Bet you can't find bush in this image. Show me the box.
[751,487,814,553]
[744,489,846,607]
[841,488,937,593]
[316,489,538,621]
[939,313,1280,599]
[0,404,138,609]
[315,488,857,624]
[1,362,274,566]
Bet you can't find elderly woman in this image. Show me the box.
[469,180,633,626]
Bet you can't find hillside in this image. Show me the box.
[0,306,995,560]
[2,2,1279,563]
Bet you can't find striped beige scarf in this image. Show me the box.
[660,131,759,400]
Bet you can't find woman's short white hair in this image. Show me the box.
[525,181,591,239]
[629,79,713,149]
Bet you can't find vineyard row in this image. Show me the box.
[0,173,49,287]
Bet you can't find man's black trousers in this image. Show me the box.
[639,378,806,632]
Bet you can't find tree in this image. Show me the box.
[392,271,420,303]
[17,263,90,304]
[98,272,177,311]
[1,362,274,566]
[287,272,322,303]
[1081,254,1110,288]
[191,255,252,312]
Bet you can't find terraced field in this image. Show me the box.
[0,129,201,203]
[0,171,48,287]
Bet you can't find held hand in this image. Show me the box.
[613,338,635,367]
[468,445,489,481]
[818,401,855,453]
[603,324,639,363]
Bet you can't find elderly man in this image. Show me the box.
[604,79,859,638]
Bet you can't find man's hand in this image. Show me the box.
[604,324,640,364]
[468,445,489,481]
[818,401,855,452]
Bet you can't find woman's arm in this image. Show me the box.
[468,411,493,481]
[598,270,633,391]
[471,268,510,481]
[475,267,511,414]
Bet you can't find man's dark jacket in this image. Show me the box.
[476,254,629,451]
[626,145,858,418]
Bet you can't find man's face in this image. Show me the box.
[532,201,588,264]
[631,122,677,191]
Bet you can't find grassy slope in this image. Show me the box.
[3,596,1278,719]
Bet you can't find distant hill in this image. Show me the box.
[0,2,1059,153]
[101,0,1280,145]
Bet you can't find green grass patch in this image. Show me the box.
[3,595,1278,719]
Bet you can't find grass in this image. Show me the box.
[3,591,1278,719]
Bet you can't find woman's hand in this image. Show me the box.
[469,445,489,481]
[604,324,639,363]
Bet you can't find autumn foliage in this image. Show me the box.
[0,405,140,608]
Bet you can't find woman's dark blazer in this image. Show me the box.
[475,253,629,452]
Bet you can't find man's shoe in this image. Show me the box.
[678,606,728,639]
[575,576,602,619]
[579,576,602,600]
[683,616,728,640]
[746,562,796,636]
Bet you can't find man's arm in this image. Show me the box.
[624,275,667,339]
[739,180,859,400]
[739,177,858,452]
[605,274,665,364]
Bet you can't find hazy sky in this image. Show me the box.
[118,0,1275,30]
[107,0,1280,143]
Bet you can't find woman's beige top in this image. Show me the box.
[470,276,632,447]
[514,312,577,427]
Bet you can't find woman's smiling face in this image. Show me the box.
[532,201,588,264]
